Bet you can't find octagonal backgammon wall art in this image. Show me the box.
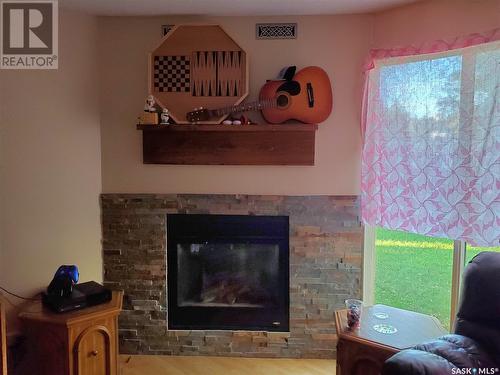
[149,24,249,124]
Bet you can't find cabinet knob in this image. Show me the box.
[91,350,99,357]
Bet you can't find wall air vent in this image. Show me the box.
[256,23,297,40]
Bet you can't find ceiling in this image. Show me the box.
[59,0,421,16]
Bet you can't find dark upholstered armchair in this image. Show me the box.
[383,251,500,374]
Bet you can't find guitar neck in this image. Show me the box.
[208,98,277,118]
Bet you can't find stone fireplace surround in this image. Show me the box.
[101,194,363,358]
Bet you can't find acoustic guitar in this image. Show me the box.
[186,66,333,124]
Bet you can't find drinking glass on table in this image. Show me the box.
[345,299,363,329]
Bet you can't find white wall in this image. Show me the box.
[99,15,372,195]
[0,9,102,329]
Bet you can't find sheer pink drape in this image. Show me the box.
[361,29,500,246]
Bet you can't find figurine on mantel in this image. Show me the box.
[160,108,170,125]
[138,95,159,125]
[144,95,156,113]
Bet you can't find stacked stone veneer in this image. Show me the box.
[101,194,363,358]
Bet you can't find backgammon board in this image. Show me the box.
[149,25,249,124]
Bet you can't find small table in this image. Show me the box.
[19,290,123,375]
[335,304,447,375]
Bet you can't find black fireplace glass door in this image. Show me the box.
[167,214,289,331]
[177,243,280,308]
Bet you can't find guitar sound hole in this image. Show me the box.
[276,94,289,108]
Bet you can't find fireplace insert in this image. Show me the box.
[167,214,289,331]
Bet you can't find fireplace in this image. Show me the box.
[167,214,290,331]
[103,194,363,357]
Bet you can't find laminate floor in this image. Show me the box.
[120,355,336,375]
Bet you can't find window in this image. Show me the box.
[374,228,453,328]
[366,227,500,330]
[465,245,500,264]
[362,41,499,247]
[362,38,500,330]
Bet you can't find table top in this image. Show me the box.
[335,304,447,352]
[19,290,123,326]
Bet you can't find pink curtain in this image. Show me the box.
[361,29,500,246]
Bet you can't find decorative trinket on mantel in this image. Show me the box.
[144,95,156,112]
[160,108,170,125]
[138,95,159,125]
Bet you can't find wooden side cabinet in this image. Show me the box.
[19,291,123,375]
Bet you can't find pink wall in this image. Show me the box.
[373,0,499,48]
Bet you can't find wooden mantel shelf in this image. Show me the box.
[137,123,318,165]
[136,124,317,132]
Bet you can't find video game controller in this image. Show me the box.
[47,265,79,298]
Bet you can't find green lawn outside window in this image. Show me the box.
[374,228,500,329]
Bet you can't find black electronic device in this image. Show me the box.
[75,281,113,307]
[42,281,112,313]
